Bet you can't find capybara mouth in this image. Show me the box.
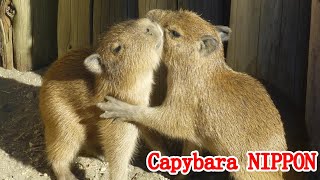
[156,39,163,49]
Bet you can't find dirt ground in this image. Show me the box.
[0,67,170,180]
[0,67,230,180]
[0,67,314,180]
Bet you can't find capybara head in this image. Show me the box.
[84,18,163,77]
[146,9,231,68]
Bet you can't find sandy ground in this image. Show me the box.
[0,67,170,180]
[0,67,315,180]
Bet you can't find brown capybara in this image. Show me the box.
[98,10,287,180]
[39,18,163,180]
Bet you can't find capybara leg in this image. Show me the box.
[45,123,85,180]
[99,122,139,180]
[51,161,77,180]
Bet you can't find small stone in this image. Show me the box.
[29,142,33,147]
[100,167,106,172]
[26,91,34,99]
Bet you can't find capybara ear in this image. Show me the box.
[215,26,232,42]
[146,9,167,22]
[84,54,103,74]
[199,35,218,57]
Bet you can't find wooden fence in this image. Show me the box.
[0,0,230,70]
[227,0,311,108]
[8,0,57,71]
[306,0,320,176]
[57,0,230,57]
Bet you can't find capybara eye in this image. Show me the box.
[112,45,122,54]
[170,30,181,38]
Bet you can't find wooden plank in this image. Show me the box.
[128,0,139,19]
[31,0,58,69]
[0,0,14,69]
[227,0,310,107]
[226,0,261,76]
[93,0,130,46]
[256,0,282,82]
[138,0,177,17]
[273,0,310,107]
[177,0,189,10]
[293,0,311,106]
[58,0,91,57]
[306,0,320,178]
[0,20,14,69]
[275,0,300,104]
[178,0,230,25]
[225,0,238,68]
[9,0,57,71]
[12,0,32,71]
[93,0,102,46]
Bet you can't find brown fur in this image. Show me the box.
[98,10,288,180]
[39,18,163,180]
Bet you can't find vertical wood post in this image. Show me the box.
[93,0,135,46]
[31,0,58,68]
[12,0,32,71]
[0,0,15,69]
[178,0,230,25]
[57,0,91,57]
[11,0,57,71]
[227,0,262,76]
[306,0,320,178]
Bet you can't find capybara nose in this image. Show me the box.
[145,23,163,38]
[146,26,154,36]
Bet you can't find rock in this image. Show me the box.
[26,91,35,99]
[39,173,48,177]
[100,167,106,172]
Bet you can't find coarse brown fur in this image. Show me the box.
[98,10,288,180]
[39,18,163,180]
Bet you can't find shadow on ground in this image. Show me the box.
[0,76,52,176]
